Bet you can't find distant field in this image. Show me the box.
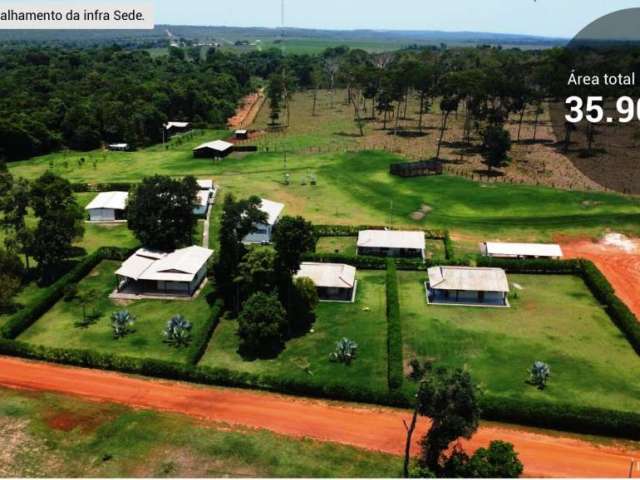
[199,270,389,396]
[18,260,215,364]
[398,271,640,413]
[0,388,400,477]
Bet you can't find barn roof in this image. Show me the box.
[295,262,356,289]
[483,242,563,258]
[193,140,233,152]
[196,179,214,190]
[357,230,425,250]
[85,191,128,211]
[428,266,510,293]
[115,246,213,283]
[165,121,190,130]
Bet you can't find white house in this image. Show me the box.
[242,198,285,244]
[108,143,130,151]
[165,121,191,135]
[481,242,563,260]
[114,246,213,298]
[193,179,216,217]
[193,140,234,158]
[295,262,357,302]
[427,266,510,307]
[85,191,128,222]
[357,230,425,258]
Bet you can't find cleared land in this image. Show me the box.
[398,271,640,413]
[0,387,398,478]
[1,356,639,478]
[17,261,215,364]
[200,270,388,395]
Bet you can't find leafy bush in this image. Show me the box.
[111,310,135,339]
[386,259,403,390]
[329,338,358,365]
[529,361,551,390]
[237,292,287,358]
[163,314,192,347]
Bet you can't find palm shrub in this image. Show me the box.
[529,361,551,390]
[111,310,135,339]
[329,337,358,365]
[163,314,192,347]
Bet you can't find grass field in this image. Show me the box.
[18,261,215,364]
[0,388,400,477]
[398,271,640,413]
[199,270,389,395]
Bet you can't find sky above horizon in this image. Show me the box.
[146,1,640,38]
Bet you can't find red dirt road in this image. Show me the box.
[559,237,640,319]
[0,357,638,477]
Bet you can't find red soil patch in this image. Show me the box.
[45,408,116,433]
[227,90,265,130]
[0,356,638,477]
[558,235,640,320]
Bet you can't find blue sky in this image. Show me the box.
[147,0,640,38]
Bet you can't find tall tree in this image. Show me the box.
[480,125,512,173]
[127,175,199,251]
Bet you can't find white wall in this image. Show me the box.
[88,208,116,222]
[242,223,272,244]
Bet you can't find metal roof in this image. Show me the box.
[295,262,356,289]
[258,198,285,225]
[428,266,510,293]
[196,179,214,190]
[115,246,213,283]
[483,242,563,258]
[165,121,190,130]
[193,140,234,152]
[357,230,425,250]
[85,191,128,211]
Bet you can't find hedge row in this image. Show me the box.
[185,299,224,365]
[581,260,640,355]
[480,394,640,440]
[443,231,455,260]
[313,224,447,239]
[71,182,135,193]
[385,259,403,390]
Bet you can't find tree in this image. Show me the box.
[111,310,135,339]
[237,292,287,358]
[480,125,511,173]
[272,216,316,277]
[0,248,24,313]
[442,441,523,478]
[163,314,192,347]
[29,172,84,281]
[417,368,481,475]
[435,96,459,160]
[529,361,551,390]
[236,246,277,297]
[288,276,319,335]
[215,194,268,313]
[127,175,199,251]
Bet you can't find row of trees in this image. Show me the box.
[215,195,318,358]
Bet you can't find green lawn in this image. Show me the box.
[199,270,389,395]
[18,260,215,364]
[398,271,640,413]
[0,388,400,478]
[316,236,358,256]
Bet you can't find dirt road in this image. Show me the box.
[0,356,638,477]
[227,90,265,130]
[560,235,640,320]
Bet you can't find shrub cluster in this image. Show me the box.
[71,182,135,193]
[386,259,403,390]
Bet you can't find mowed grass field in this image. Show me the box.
[0,388,400,478]
[18,261,215,364]
[199,271,389,395]
[398,271,640,413]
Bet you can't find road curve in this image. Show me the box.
[0,356,637,477]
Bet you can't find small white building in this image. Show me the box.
[357,230,425,259]
[114,246,213,298]
[427,266,510,307]
[234,129,248,140]
[481,242,563,260]
[108,143,130,151]
[295,262,357,302]
[193,140,234,158]
[242,198,285,244]
[165,121,191,135]
[193,179,216,217]
[85,191,128,222]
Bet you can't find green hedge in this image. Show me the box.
[443,231,455,260]
[480,394,640,440]
[72,182,135,193]
[1,246,134,340]
[185,299,224,365]
[386,259,403,390]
